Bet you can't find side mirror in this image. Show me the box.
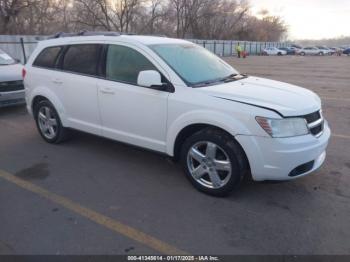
[137,70,163,89]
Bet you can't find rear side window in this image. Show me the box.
[62,44,101,76]
[33,46,62,68]
[106,45,157,85]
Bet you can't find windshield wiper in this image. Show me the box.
[192,79,222,88]
[192,74,247,88]
[220,73,247,83]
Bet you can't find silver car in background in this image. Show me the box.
[0,49,25,108]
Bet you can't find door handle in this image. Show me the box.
[52,79,63,84]
[100,87,115,95]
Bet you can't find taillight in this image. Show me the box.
[22,68,26,79]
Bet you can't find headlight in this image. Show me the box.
[256,116,309,138]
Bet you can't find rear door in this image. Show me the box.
[55,44,103,135]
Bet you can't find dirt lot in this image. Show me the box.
[0,56,349,255]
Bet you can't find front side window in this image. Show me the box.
[106,45,157,85]
[62,44,101,76]
[150,43,238,86]
[33,46,62,68]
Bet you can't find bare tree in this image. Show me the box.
[0,0,31,34]
[138,0,165,34]
[0,0,287,41]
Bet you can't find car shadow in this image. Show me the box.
[0,104,27,116]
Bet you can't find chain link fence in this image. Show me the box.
[189,39,289,56]
[0,35,290,64]
[0,35,46,64]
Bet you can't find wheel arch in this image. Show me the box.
[32,95,48,114]
[30,88,67,126]
[171,123,252,182]
[170,123,250,168]
[166,110,251,156]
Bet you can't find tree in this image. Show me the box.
[0,0,288,41]
[0,0,31,34]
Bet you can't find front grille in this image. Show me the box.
[0,80,24,92]
[302,110,324,137]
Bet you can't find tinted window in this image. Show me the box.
[106,45,157,85]
[62,44,101,76]
[33,46,62,68]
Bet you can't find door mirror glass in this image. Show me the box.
[137,70,163,88]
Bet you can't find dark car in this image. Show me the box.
[279,47,296,55]
[343,48,350,55]
[290,44,302,49]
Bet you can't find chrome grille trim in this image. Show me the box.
[305,110,324,138]
[308,118,323,129]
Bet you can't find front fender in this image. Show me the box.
[166,110,250,156]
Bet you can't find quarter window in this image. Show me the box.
[106,45,157,85]
[62,44,101,76]
[33,46,62,68]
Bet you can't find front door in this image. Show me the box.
[97,44,169,152]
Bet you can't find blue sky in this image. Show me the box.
[249,0,350,39]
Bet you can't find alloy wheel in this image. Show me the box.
[38,106,58,140]
[187,141,232,189]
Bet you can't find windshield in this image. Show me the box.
[0,50,16,65]
[150,43,238,86]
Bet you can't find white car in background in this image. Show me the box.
[297,47,327,56]
[263,47,287,56]
[316,46,334,55]
[24,33,330,196]
[0,49,25,107]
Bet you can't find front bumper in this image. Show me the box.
[236,122,331,181]
[0,90,26,108]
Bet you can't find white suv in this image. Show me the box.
[24,33,331,196]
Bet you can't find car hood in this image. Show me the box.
[0,63,23,82]
[199,76,321,116]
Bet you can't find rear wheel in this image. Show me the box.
[300,52,305,56]
[34,100,69,144]
[180,128,248,196]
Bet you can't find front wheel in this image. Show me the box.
[180,128,249,196]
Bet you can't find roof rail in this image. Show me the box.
[47,31,168,39]
[49,31,121,39]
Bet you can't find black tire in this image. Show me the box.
[319,52,324,56]
[300,52,305,56]
[180,128,249,197]
[34,100,70,144]
[277,52,282,56]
